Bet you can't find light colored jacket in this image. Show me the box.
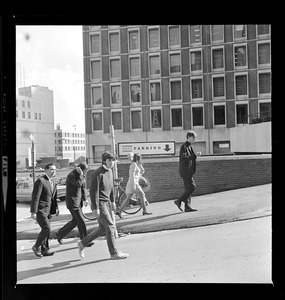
[125,162,142,194]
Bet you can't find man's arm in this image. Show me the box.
[30,179,43,216]
[89,172,100,211]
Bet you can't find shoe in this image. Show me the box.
[77,240,85,259]
[41,251,55,256]
[86,242,94,247]
[174,200,183,212]
[143,211,152,216]
[32,245,43,258]
[185,207,197,212]
[110,252,129,260]
[55,232,63,244]
[115,211,123,219]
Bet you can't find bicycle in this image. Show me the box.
[82,176,150,220]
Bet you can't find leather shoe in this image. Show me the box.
[174,200,183,211]
[55,232,63,244]
[86,242,94,247]
[111,252,129,260]
[143,211,152,215]
[41,251,55,256]
[185,207,197,212]
[32,245,43,258]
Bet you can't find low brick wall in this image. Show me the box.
[87,154,271,203]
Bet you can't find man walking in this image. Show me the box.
[174,131,201,213]
[30,163,59,257]
[77,152,129,260]
[55,162,93,247]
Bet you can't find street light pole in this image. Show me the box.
[29,134,35,185]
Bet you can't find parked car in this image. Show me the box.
[16,178,66,203]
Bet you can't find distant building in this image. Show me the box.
[16,85,55,168]
[82,25,271,162]
[54,123,86,163]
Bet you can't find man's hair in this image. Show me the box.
[186,130,197,139]
[78,162,88,171]
[44,163,55,170]
[102,151,116,163]
[133,153,142,162]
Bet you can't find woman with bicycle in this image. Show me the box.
[116,153,152,218]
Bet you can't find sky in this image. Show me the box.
[16,25,85,132]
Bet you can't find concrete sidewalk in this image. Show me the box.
[17,184,271,240]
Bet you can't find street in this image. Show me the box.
[16,216,271,284]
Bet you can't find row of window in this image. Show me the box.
[91,101,271,131]
[55,132,85,138]
[89,41,270,82]
[55,146,86,151]
[55,139,85,145]
[91,71,271,106]
[88,25,270,55]
[16,111,42,120]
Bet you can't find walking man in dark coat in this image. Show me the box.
[174,131,201,212]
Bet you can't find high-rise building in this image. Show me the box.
[82,25,271,162]
[16,85,55,167]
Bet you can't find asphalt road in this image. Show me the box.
[16,216,271,284]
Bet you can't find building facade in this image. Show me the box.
[16,85,55,168]
[54,124,86,162]
[82,25,271,162]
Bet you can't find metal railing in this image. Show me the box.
[243,110,271,125]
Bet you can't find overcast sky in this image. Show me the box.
[16,25,85,132]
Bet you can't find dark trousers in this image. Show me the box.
[57,208,87,240]
[35,213,51,252]
[178,176,196,205]
[81,201,117,255]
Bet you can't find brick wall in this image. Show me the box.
[86,155,271,203]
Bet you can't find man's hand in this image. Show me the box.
[31,213,37,220]
[93,209,100,218]
[83,200,88,207]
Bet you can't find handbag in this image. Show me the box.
[139,176,150,192]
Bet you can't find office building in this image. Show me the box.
[82,25,271,162]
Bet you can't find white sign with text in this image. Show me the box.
[118,142,175,156]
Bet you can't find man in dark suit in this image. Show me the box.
[55,162,93,247]
[30,163,58,257]
[174,131,201,212]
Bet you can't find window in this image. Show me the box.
[151,109,162,128]
[148,27,160,49]
[109,31,120,53]
[92,112,103,131]
[258,42,271,65]
[259,72,271,95]
[150,81,161,102]
[169,26,180,47]
[149,54,160,76]
[211,25,224,43]
[212,48,224,70]
[192,106,203,126]
[22,111,25,118]
[22,100,25,107]
[130,83,141,103]
[129,29,139,51]
[91,86,102,105]
[214,105,225,125]
[257,25,270,36]
[129,56,140,77]
[28,112,31,119]
[235,74,247,97]
[169,52,181,73]
[27,101,30,108]
[110,58,121,79]
[171,108,182,128]
[90,33,100,54]
[91,60,101,80]
[111,111,122,130]
[191,78,203,99]
[190,50,202,72]
[236,104,248,124]
[213,77,225,98]
[234,45,247,68]
[170,80,182,100]
[131,110,142,130]
[233,25,246,40]
[34,112,37,119]
[259,102,271,119]
[189,25,202,44]
[111,84,121,104]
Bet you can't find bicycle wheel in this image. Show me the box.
[118,191,142,215]
[82,199,96,220]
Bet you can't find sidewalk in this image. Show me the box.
[17,184,271,240]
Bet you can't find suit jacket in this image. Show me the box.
[65,169,87,210]
[179,141,197,178]
[30,174,58,217]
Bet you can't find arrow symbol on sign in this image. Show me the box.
[164,144,171,152]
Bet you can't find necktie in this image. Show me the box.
[50,179,54,191]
